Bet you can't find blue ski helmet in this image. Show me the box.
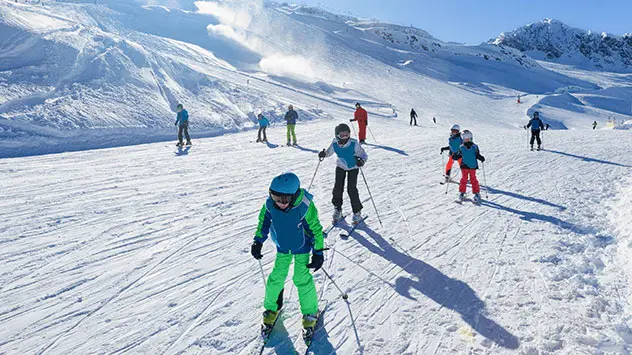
[269,172,300,197]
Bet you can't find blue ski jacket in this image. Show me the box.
[175,109,189,126]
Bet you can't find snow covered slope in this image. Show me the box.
[1,0,630,158]
[1,115,631,354]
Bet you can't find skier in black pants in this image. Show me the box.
[410,108,418,126]
[318,124,369,225]
[525,111,544,150]
[174,104,191,146]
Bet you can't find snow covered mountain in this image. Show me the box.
[0,0,630,159]
[490,18,632,72]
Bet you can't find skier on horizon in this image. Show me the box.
[452,130,485,202]
[256,113,269,143]
[318,123,368,225]
[592,120,598,130]
[284,105,298,146]
[525,111,544,151]
[440,124,463,182]
[410,108,418,126]
[251,172,325,336]
[350,102,368,144]
[174,104,191,146]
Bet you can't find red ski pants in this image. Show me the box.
[459,168,480,194]
[358,123,367,141]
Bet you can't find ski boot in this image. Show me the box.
[176,141,183,147]
[287,141,291,146]
[186,140,192,146]
[256,138,261,143]
[530,145,534,151]
[262,310,279,327]
[473,193,481,203]
[537,145,541,151]
[459,192,465,201]
[292,141,298,146]
[302,313,318,344]
[352,211,363,225]
[332,208,343,224]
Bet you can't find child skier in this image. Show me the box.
[452,130,485,202]
[256,113,269,143]
[284,105,298,146]
[440,124,463,182]
[525,111,545,150]
[250,172,325,337]
[174,104,191,146]
[318,123,369,225]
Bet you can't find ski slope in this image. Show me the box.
[1,114,631,354]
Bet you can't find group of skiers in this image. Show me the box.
[440,124,486,202]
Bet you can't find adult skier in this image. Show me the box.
[318,123,369,225]
[439,124,463,182]
[350,103,368,144]
[174,104,191,146]
[256,113,269,143]
[525,111,544,151]
[250,172,325,336]
[284,105,298,146]
[452,130,485,202]
[410,108,418,126]
[592,120,598,130]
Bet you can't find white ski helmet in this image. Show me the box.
[451,124,460,131]
[462,130,473,142]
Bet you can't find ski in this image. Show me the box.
[340,216,367,239]
[255,309,283,355]
[323,214,347,237]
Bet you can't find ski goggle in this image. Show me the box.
[337,131,350,139]
[270,192,293,205]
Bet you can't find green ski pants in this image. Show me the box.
[286,124,297,144]
[264,253,318,315]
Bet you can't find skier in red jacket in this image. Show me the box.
[350,102,368,144]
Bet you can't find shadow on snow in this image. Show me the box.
[347,224,520,350]
[174,146,191,156]
[364,143,408,156]
[486,186,567,211]
[544,149,631,168]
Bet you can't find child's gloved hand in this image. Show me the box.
[306,253,324,271]
[251,241,263,260]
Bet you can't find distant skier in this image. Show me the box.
[433,117,437,124]
[318,123,369,225]
[250,172,325,336]
[525,111,544,151]
[256,113,269,143]
[350,102,368,144]
[592,121,598,130]
[517,95,521,104]
[410,108,418,126]
[452,130,485,202]
[440,124,463,182]
[174,104,191,146]
[284,105,298,146]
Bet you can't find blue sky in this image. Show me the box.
[295,0,631,44]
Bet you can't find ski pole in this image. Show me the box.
[307,157,323,192]
[350,121,357,138]
[359,168,383,227]
[482,162,489,199]
[257,259,267,287]
[368,126,378,144]
[441,152,445,178]
[321,268,348,300]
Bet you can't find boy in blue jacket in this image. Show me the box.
[453,130,485,202]
[250,172,325,334]
[525,111,545,150]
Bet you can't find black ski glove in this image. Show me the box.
[365,121,368,126]
[478,155,486,162]
[355,157,365,167]
[349,119,355,122]
[318,149,326,159]
[251,241,263,260]
[306,253,324,271]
